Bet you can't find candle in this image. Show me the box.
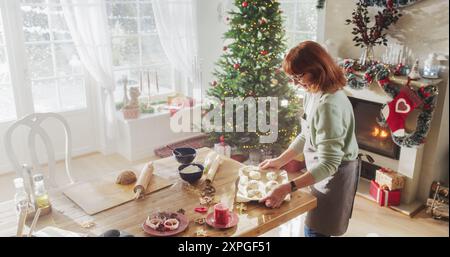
[155,71,159,93]
[213,203,230,225]
[139,71,143,92]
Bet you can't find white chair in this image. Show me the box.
[4,113,75,188]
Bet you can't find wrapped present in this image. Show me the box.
[369,180,401,207]
[375,167,406,191]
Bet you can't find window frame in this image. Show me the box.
[0,0,91,124]
[279,0,325,47]
[106,0,175,103]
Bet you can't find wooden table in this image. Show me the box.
[0,148,316,237]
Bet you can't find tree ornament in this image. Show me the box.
[233,63,240,70]
[259,17,268,25]
[211,80,217,87]
[242,1,248,8]
[223,46,228,51]
[260,50,268,56]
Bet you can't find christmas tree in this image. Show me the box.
[205,0,300,155]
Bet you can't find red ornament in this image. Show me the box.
[211,80,217,86]
[260,50,268,56]
[223,46,228,51]
[387,0,394,9]
[219,135,225,143]
[242,1,248,7]
[364,73,373,83]
[233,63,240,70]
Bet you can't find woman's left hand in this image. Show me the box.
[259,183,291,208]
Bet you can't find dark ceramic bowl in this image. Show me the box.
[173,147,197,164]
[178,163,204,184]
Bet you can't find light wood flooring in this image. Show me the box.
[0,152,448,237]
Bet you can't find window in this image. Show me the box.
[105,0,173,103]
[0,12,16,122]
[21,0,87,112]
[280,0,318,48]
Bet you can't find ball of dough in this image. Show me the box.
[266,171,278,181]
[246,180,260,190]
[239,175,249,185]
[247,189,262,198]
[249,170,261,180]
[116,170,137,185]
[241,165,258,176]
[265,181,279,193]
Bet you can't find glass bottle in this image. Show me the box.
[33,174,51,209]
[13,178,31,214]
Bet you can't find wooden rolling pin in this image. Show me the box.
[133,162,154,200]
[205,155,223,183]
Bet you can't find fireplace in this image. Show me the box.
[349,97,400,160]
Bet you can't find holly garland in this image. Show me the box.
[341,59,438,148]
[342,59,383,89]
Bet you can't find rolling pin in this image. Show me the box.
[133,162,154,200]
[205,155,223,183]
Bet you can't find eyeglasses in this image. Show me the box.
[286,73,305,82]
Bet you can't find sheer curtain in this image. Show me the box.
[61,0,117,152]
[152,0,199,98]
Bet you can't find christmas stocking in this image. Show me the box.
[381,88,422,137]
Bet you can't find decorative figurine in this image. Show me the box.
[408,59,422,80]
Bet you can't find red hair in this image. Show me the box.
[282,41,346,93]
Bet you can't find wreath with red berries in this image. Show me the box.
[376,66,438,148]
[342,59,438,148]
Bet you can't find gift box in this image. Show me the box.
[369,180,401,207]
[375,168,406,191]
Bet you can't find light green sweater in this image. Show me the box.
[288,90,359,183]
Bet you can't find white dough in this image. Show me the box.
[241,165,259,176]
[249,171,261,180]
[266,171,278,181]
[239,175,249,185]
[265,181,279,193]
[247,189,262,198]
[246,180,260,190]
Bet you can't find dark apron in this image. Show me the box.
[302,94,360,236]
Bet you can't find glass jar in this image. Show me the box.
[33,174,51,209]
[422,53,440,79]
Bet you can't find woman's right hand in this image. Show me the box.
[259,158,284,170]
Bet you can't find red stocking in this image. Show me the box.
[381,88,422,137]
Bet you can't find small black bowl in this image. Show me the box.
[173,147,197,164]
[178,163,204,184]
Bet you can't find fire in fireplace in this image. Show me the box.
[349,97,400,160]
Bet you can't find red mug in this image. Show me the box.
[213,203,229,225]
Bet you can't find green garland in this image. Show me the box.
[375,64,437,148]
[341,59,438,148]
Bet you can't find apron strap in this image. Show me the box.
[349,156,362,219]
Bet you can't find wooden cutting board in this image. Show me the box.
[63,170,173,215]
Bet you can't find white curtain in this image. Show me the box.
[152,0,199,98]
[61,0,117,150]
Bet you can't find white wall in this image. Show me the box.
[323,0,449,202]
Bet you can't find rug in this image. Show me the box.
[154,134,211,158]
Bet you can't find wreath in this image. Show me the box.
[376,69,438,148]
[342,60,438,148]
[345,0,402,48]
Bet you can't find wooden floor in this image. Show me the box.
[0,152,448,237]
